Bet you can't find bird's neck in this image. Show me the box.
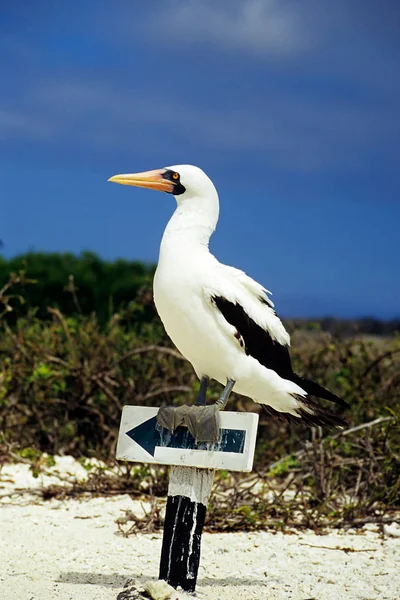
[161,191,220,250]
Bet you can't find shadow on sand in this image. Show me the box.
[57,571,271,589]
[57,572,129,588]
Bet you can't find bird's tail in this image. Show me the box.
[261,375,349,428]
[262,397,348,428]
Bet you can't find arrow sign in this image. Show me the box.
[126,416,246,457]
[117,406,259,472]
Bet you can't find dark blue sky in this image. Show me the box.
[1,1,399,318]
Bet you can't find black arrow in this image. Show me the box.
[126,416,246,457]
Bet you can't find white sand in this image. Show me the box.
[1,457,399,600]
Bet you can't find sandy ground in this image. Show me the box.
[1,457,399,600]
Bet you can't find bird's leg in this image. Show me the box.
[215,378,236,411]
[196,376,209,406]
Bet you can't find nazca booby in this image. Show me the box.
[108,165,348,430]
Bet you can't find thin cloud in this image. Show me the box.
[132,0,308,58]
[0,77,397,174]
[0,108,53,141]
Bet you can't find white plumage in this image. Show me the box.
[109,164,347,426]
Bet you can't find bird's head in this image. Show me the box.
[108,164,216,203]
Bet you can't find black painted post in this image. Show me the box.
[159,466,214,593]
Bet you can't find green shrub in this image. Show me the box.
[1,270,399,530]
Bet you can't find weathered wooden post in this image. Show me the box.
[117,406,258,593]
[159,466,214,591]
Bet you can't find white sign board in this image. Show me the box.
[116,406,259,472]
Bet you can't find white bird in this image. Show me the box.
[108,165,348,428]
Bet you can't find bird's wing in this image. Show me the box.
[204,263,348,413]
[206,264,290,344]
[203,264,294,378]
[222,265,275,308]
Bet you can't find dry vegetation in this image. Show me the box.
[1,272,399,532]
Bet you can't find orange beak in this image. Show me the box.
[108,169,174,193]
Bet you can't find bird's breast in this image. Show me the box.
[153,258,216,368]
[153,240,232,378]
[153,261,204,331]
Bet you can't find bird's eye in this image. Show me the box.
[172,172,179,180]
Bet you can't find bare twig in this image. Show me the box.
[299,543,376,553]
[110,345,186,370]
[3,322,33,363]
[139,385,192,402]
[361,348,400,379]
[94,376,123,410]
[333,416,395,438]
[47,307,72,344]
[266,416,395,474]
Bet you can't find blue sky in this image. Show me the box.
[1,1,399,318]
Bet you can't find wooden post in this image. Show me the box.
[159,466,214,593]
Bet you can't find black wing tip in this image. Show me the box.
[292,374,349,410]
[338,398,351,410]
[293,394,349,427]
[318,390,350,412]
[297,408,348,428]
[322,391,350,411]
